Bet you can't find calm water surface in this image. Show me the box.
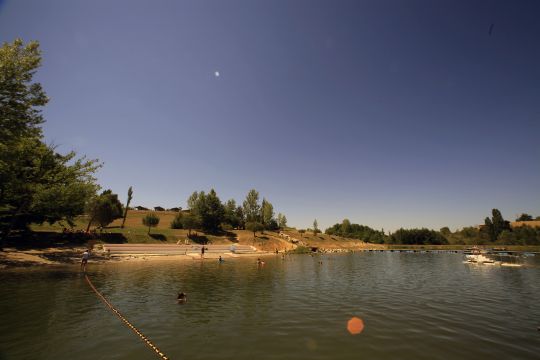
[1,252,539,360]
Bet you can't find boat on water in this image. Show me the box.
[464,247,497,264]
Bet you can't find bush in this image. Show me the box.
[170,212,184,229]
[390,228,448,245]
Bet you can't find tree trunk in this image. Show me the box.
[86,214,96,232]
[121,209,128,229]
[148,225,151,234]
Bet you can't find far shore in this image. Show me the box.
[1,243,539,269]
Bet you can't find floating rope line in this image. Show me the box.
[85,274,170,360]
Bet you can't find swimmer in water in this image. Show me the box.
[177,292,187,303]
[257,258,265,266]
[219,256,224,263]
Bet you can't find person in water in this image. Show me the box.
[201,246,205,259]
[81,249,90,271]
[177,292,187,303]
[219,256,224,263]
[257,258,265,266]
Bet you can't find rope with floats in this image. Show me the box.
[85,274,170,360]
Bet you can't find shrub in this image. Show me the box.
[171,212,184,229]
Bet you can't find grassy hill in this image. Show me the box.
[29,210,380,252]
[30,210,294,251]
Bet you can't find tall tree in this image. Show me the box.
[261,198,274,228]
[483,209,510,242]
[277,213,287,229]
[0,39,100,239]
[199,189,224,232]
[313,219,319,234]
[181,213,200,236]
[86,190,124,231]
[341,219,352,234]
[235,206,245,229]
[243,189,260,223]
[224,199,239,228]
[186,189,224,232]
[187,191,199,211]
[120,186,133,228]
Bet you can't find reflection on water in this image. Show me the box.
[1,253,539,360]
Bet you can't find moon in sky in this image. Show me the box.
[214,71,220,77]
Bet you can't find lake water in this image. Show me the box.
[1,252,539,360]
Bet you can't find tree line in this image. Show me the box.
[324,209,540,246]
[170,189,287,235]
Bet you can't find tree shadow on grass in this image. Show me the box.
[100,233,128,244]
[149,233,166,241]
[188,234,210,245]
[3,231,130,249]
[225,231,238,243]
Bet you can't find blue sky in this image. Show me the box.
[1,0,539,231]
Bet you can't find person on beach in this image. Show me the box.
[201,246,205,259]
[177,292,187,303]
[81,249,90,271]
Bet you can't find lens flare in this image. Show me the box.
[347,316,365,335]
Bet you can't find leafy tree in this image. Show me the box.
[120,186,133,228]
[246,221,264,238]
[440,227,451,235]
[516,213,533,222]
[277,213,287,229]
[325,221,386,243]
[341,219,352,234]
[243,189,260,223]
[0,39,100,239]
[86,190,124,230]
[170,212,183,229]
[0,39,47,142]
[261,198,274,228]
[224,199,241,228]
[483,209,510,242]
[142,213,160,234]
[186,190,224,232]
[200,189,224,232]
[313,219,320,234]
[187,191,199,211]
[390,228,448,245]
[181,213,200,236]
[235,206,245,229]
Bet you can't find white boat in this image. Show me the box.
[464,248,496,264]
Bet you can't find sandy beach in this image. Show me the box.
[0,245,275,269]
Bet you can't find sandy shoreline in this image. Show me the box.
[0,246,275,269]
